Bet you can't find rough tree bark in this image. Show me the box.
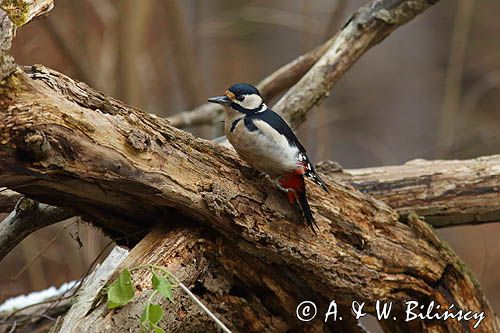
[2,153,499,267]
[0,1,499,333]
[3,155,500,225]
[3,152,500,264]
[319,155,500,227]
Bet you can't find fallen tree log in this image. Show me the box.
[0,0,499,332]
[53,226,369,333]
[0,63,499,333]
[3,152,499,276]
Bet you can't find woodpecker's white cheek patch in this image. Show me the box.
[233,94,262,110]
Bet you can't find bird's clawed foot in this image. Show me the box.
[271,177,296,196]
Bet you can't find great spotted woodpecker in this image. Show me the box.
[208,83,328,231]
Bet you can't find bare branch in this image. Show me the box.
[166,34,337,128]
[0,198,73,262]
[2,153,499,264]
[274,0,441,128]
[168,0,441,130]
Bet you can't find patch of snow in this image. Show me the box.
[0,280,78,313]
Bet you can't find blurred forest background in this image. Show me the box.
[1,0,499,318]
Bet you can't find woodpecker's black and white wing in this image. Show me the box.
[250,109,329,192]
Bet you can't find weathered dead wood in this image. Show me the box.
[0,197,73,261]
[58,226,367,333]
[63,226,292,333]
[56,246,129,332]
[320,156,500,227]
[0,65,498,332]
[2,152,499,231]
[0,187,21,213]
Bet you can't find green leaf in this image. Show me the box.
[152,272,174,302]
[141,303,164,325]
[107,269,135,309]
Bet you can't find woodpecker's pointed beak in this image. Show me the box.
[208,95,231,105]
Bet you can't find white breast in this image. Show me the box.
[225,116,300,178]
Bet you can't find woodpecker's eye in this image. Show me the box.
[237,96,245,102]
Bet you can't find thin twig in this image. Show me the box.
[273,0,441,129]
[178,282,232,333]
[150,265,232,332]
[1,229,148,324]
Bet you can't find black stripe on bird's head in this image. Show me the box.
[208,83,266,115]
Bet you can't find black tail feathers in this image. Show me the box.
[305,170,329,193]
[296,190,318,233]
